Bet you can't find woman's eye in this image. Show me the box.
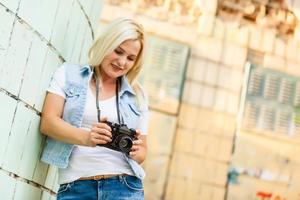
[128,57,135,61]
[114,49,123,55]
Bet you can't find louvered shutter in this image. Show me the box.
[139,36,190,115]
[294,82,300,134]
[243,65,300,136]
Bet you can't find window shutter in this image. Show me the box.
[243,65,300,136]
[279,79,295,105]
[263,74,280,101]
[139,36,190,115]
[294,82,300,107]
[247,70,264,96]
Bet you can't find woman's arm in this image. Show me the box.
[40,93,112,146]
[40,93,90,145]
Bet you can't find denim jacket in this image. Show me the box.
[41,63,146,179]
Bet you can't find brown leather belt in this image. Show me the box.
[78,174,124,181]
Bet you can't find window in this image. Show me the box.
[242,64,300,136]
[139,35,190,115]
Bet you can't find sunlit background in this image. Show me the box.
[0,0,300,199]
[99,1,300,200]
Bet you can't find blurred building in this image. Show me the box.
[101,0,300,199]
[0,0,300,199]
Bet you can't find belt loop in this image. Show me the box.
[118,174,123,182]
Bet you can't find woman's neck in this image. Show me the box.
[92,77,117,100]
[101,76,117,86]
[97,67,118,86]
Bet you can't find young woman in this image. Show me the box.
[40,18,149,200]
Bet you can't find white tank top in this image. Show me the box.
[58,85,134,184]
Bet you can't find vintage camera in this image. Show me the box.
[98,121,137,154]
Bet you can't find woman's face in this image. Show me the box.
[100,39,141,80]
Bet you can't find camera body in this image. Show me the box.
[98,121,137,154]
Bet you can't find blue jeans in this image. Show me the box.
[56,175,144,200]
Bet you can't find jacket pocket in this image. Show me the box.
[57,182,74,195]
[128,104,141,116]
[65,84,82,98]
[122,175,143,191]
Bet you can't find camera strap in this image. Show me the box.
[95,75,123,124]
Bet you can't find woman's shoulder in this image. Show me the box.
[60,62,91,77]
[52,63,90,87]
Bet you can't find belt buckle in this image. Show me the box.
[93,175,106,180]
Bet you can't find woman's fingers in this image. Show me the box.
[94,122,112,131]
[89,129,112,145]
[130,138,142,155]
[130,130,143,156]
[100,116,108,122]
[129,145,140,156]
[135,129,142,139]
[132,139,142,145]
[87,118,113,146]
[90,138,110,146]
[90,131,112,141]
[91,126,112,138]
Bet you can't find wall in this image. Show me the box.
[0,0,101,199]
[100,1,300,199]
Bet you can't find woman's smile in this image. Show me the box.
[111,63,124,70]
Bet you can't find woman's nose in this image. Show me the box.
[117,56,126,67]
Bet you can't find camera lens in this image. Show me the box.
[117,136,133,152]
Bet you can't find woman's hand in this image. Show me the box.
[129,130,147,164]
[85,117,112,147]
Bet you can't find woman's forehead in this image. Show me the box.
[118,39,141,56]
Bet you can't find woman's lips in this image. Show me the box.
[111,63,123,70]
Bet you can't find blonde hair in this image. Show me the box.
[88,18,147,108]
[88,17,145,85]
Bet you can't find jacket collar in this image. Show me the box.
[119,76,136,96]
[79,64,92,75]
[80,65,136,96]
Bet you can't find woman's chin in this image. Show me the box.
[108,71,123,79]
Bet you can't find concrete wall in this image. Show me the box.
[228,130,300,200]
[0,0,101,199]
